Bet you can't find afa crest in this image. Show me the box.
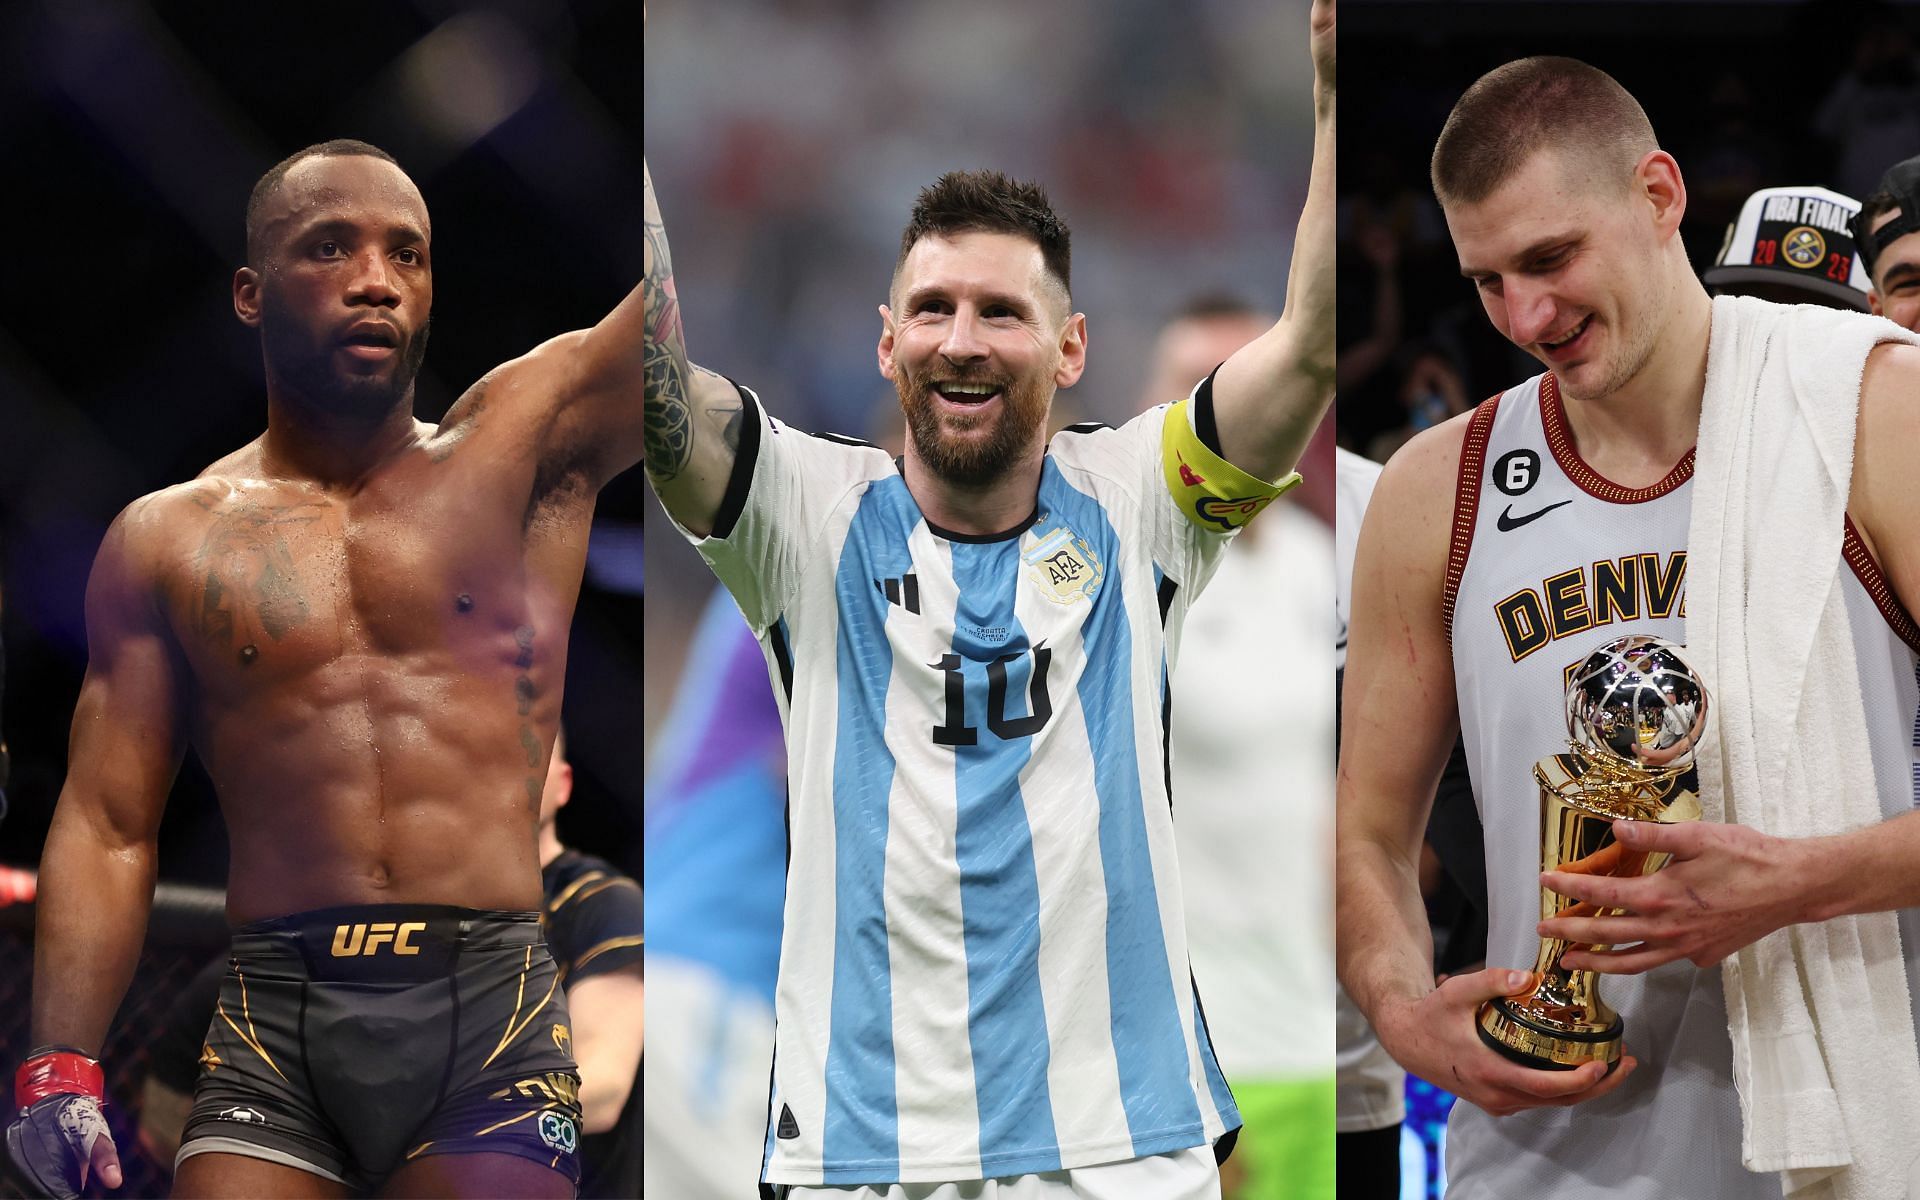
[1022,525,1105,605]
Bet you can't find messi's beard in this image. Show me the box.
[263,310,432,420]
[899,367,1050,488]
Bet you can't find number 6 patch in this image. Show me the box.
[1493,449,1540,497]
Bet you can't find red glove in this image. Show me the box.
[6,1048,122,1198]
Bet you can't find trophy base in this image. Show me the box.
[1476,997,1622,1072]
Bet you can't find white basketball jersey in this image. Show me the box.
[1443,372,1920,1199]
[1334,447,1383,673]
[677,378,1294,1186]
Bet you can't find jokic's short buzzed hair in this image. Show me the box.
[1431,57,1658,207]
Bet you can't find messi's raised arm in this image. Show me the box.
[1210,0,1335,482]
[637,157,748,536]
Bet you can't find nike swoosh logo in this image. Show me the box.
[1497,500,1573,531]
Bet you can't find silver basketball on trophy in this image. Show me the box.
[1564,635,1710,772]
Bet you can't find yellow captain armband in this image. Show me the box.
[1159,397,1301,532]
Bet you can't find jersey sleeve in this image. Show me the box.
[668,382,888,632]
[1115,372,1303,596]
[548,870,645,984]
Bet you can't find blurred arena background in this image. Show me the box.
[643,2,1335,1198]
[0,2,640,1194]
[1340,2,1920,1196]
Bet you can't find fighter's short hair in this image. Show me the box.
[1431,57,1658,206]
[895,170,1072,303]
[246,139,404,266]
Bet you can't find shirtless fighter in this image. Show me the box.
[6,139,641,1198]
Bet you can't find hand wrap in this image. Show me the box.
[7,1048,113,1199]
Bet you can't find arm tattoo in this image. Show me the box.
[643,161,694,482]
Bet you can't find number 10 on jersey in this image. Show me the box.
[930,646,1054,746]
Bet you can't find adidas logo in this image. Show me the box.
[777,1104,800,1139]
[874,573,921,615]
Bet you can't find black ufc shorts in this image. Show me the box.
[177,905,583,1190]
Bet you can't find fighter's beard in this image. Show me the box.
[899,368,1049,488]
[265,313,431,421]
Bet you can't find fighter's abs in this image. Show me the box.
[156,472,571,921]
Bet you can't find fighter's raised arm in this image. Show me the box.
[410,158,700,509]
[1209,0,1336,482]
[409,126,738,520]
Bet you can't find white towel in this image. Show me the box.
[1687,294,1920,1200]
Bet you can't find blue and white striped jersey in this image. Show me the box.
[676,378,1287,1185]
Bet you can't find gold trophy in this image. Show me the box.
[1476,635,1709,1071]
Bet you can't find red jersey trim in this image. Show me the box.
[1842,516,1920,656]
[1444,395,1501,643]
[1540,373,1695,503]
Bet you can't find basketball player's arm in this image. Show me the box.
[1338,419,1637,1115]
[31,503,186,1057]
[1547,342,1920,973]
[1828,341,1920,917]
[1208,0,1335,482]
[567,966,644,1133]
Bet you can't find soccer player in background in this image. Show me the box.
[1140,298,1337,1200]
[642,586,787,1199]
